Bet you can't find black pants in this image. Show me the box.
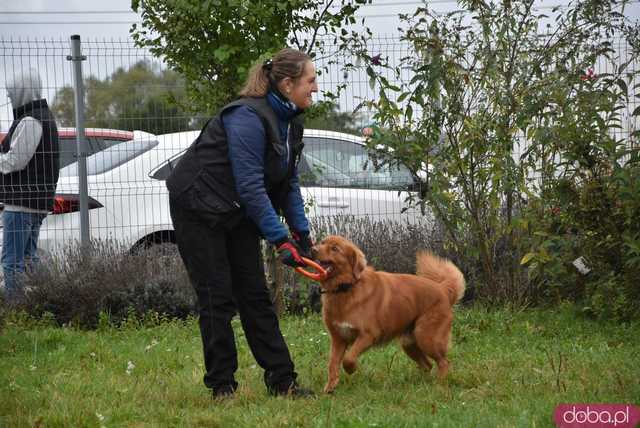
[170,199,296,391]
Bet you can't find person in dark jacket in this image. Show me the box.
[1,68,59,302]
[166,48,318,399]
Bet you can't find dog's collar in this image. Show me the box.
[320,283,353,294]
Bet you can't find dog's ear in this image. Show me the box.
[350,247,367,281]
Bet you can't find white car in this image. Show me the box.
[37,129,192,253]
[2,129,422,254]
[297,129,420,221]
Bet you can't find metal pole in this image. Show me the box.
[67,35,90,246]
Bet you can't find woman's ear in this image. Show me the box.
[351,247,367,281]
[279,77,293,96]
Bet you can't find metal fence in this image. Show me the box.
[0,35,430,266]
[0,34,638,263]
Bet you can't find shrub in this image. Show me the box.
[522,156,640,320]
[344,0,636,308]
[9,240,195,329]
[310,215,446,273]
[5,216,475,327]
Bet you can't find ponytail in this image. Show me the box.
[239,48,311,97]
[239,62,270,97]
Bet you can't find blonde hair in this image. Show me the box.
[239,48,311,97]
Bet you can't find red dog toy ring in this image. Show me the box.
[295,257,327,282]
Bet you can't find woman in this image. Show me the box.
[166,48,317,399]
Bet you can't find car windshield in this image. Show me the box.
[149,149,185,180]
[300,136,414,190]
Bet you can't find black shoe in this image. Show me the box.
[212,384,236,400]
[268,381,315,398]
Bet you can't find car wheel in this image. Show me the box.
[131,234,181,275]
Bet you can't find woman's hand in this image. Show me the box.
[292,231,313,259]
[276,239,306,267]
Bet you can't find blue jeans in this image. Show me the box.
[2,211,47,299]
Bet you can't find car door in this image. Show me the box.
[298,134,418,222]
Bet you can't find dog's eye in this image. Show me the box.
[331,246,339,252]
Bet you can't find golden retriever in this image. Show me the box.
[312,235,465,393]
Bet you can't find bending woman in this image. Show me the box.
[167,48,317,399]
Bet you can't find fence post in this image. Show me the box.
[66,35,90,247]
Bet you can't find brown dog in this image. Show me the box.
[312,235,465,393]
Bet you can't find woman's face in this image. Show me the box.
[282,61,318,110]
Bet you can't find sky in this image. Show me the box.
[0,0,638,39]
[0,0,638,130]
[12,0,458,39]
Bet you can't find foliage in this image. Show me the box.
[11,241,195,329]
[6,216,458,323]
[521,71,640,319]
[309,215,460,275]
[51,60,197,135]
[512,3,640,320]
[347,0,638,308]
[130,0,372,114]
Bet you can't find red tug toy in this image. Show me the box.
[295,257,327,282]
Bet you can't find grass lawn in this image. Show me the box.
[0,305,638,427]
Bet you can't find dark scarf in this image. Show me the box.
[266,89,301,143]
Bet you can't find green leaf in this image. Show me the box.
[616,78,628,95]
[520,253,536,265]
[130,0,370,112]
[397,92,410,103]
[406,104,413,122]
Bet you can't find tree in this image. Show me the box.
[52,61,196,135]
[304,102,364,135]
[352,0,638,304]
[130,0,372,114]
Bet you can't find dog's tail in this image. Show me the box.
[416,251,466,305]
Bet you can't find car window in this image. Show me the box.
[58,137,102,168]
[59,139,158,177]
[58,137,76,168]
[97,138,130,151]
[58,137,131,169]
[149,150,185,180]
[300,136,414,190]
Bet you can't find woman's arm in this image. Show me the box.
[282,166,310,237]
[223,105,289,245]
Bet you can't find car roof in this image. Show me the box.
[154,130,200,151]
[149,128,367,156]
[304,129,365,145]
[58,128,135,140]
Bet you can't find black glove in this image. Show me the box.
[292,231,313,258]
[276,239,306,268]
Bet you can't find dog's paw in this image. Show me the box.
[342,359,357,375]
[323,381,337,394]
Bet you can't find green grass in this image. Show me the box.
[0,305,638,427]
